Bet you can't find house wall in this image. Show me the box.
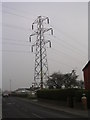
[83,63,90,90]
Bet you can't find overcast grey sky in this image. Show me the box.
[1,2,88,91]
[0,2,2,90]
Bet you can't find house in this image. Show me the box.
[14,88,30,94]
[82,61,90,90]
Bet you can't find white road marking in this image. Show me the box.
[32,113,43,118]
[7,102,15,105]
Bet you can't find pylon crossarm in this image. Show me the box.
[32,18,38,25]
[29,32,37,42]
[43,28,53,35]
[42,17,49,24]
[31,44,36,52]
[45,40,51,47]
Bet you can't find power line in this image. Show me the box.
[48,25,87,54]
[2,23,30,32]
[47,34,87,58]
[49,23,87,48]
[1,38,86,63]
[2,41,30,47]
[50,47,85,64]
[2,37,29,43]
[48,49,84,68]
[1,37,87,63]
[48,57,83,78]
[1,41,87,63]
[2,5,33,17]
[2,5,87,53]
[0,48,77,68]
[53,35,87,56]
[51,45,86,61]
[2,10,31,20]
[1,50,32,53]
[2,7,87,57]
[1,49,74,71]
[48,57,74,70]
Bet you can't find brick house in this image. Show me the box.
[82,61,90,90]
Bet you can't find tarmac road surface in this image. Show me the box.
[2,96,85,119]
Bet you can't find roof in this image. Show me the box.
[15,88,30,92]
[82,61,90,71]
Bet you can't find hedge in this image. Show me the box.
[11,93,28,98]
[37,88,89,102]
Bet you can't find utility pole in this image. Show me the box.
[10,79,11,93]
[29,16,53,89]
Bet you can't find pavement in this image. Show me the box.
[28,98,89,118]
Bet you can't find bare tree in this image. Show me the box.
[47,70,79,89]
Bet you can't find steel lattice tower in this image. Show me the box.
[29,16,53,89]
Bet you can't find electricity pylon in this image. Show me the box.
[29,16,53,89]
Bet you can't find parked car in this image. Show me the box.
[2,92,9,97]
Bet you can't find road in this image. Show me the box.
[2,96,83,119]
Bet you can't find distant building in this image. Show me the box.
[14,88,30,94]
[82,61,90,90]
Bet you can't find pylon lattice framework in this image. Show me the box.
[29,16,53,89]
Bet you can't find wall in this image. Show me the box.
[83,63,90,90]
